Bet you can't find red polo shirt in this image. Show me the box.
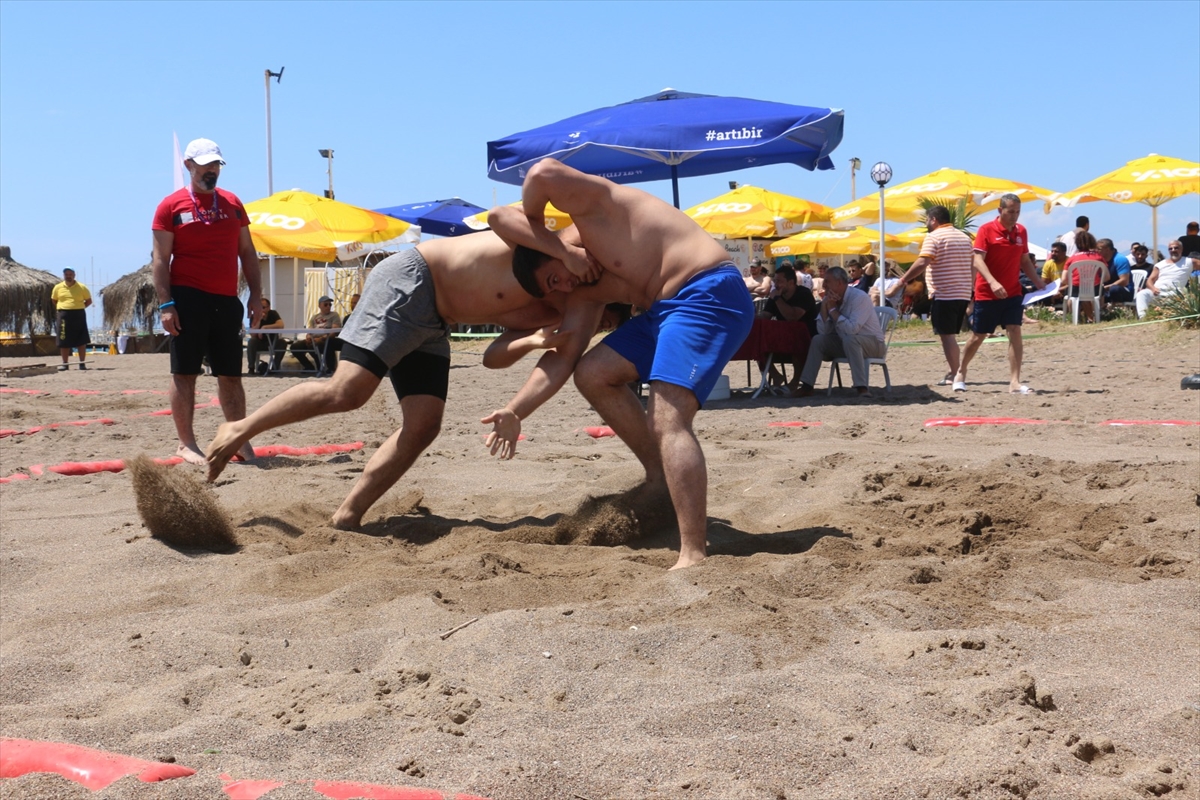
[973,218,1029,301]
[152,187,249,296]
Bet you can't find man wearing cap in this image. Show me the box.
[50,268,92,371]
[151,138,263,465]
[289,295,341,375]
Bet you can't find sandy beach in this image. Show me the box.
[1,321,1198,800]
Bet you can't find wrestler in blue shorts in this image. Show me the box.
[601,263,754,404]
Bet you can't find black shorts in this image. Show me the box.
[56,308,90,348]
[930,299,969,336]
[169,285,245,377]
[340,341,449,402]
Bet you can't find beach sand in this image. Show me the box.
[1,322,1198,800]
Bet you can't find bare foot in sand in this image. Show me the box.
[669,548,706,570]
[330,506,362,531]
[177,443,207,465]
[206,421,248,482]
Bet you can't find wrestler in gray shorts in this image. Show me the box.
[338,248,451,399]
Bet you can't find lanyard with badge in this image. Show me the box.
[187,188,219,225]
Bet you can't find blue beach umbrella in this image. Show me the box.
[374,198,488,237]
[487,89,845,207]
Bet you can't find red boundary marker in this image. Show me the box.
[767,421,822,428]
[0,738,491,798]
[0,444,362,484]
[583,426,616,438]
[1099,419,1200,426]
[924,417,1055,427]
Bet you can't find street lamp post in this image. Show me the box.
[318,149,334,199]
[264,66,283,307]
[849,157,861,201]
[870,161,893,308]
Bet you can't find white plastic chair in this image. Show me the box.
[827,306,898,395]
[1061,260,1108,324]
[1125,269,1149,309]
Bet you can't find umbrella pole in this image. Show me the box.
[671,165,680,209]
[1152,204,1158,260]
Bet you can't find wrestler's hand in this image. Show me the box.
[529,325,569,351]
[563,243,602,284]
[481,408,522,460]
[161,308,181,336]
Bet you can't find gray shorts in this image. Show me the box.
[338,249,450,367]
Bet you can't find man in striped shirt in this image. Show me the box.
[897,204,974,385]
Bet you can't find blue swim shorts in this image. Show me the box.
[970,295,1024,334]
[601,264,754,405]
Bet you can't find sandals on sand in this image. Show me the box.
[1010,385,1033,395]
[936,375,954,386]
[952,380,967,392]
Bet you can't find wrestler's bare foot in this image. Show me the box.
[329,507,362,531]
[176,443,207,466]
[206,421,248,482]
[669,547,707,570]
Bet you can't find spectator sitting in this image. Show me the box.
[868,260,907,308]
[812,262,827,300]
[1040,241,1068,305]
[246,296,286,375]
[1135,240,1193,318]
[289,295,342,375]
[860,257,879,290]
[1097,238,1133,306]
[793,266,886,399]
[793,260,815,290]
[1129,243,1154,277]
[744,259,772,298]
[760,264,817,393]
[1058,215,1089,256]
[845,260,865,290]
[1178,221,1200,262]
[1063,231,1106,322]
[331,292,360,358]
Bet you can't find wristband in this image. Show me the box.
[159,301,175,310]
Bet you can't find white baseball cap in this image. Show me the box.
[184,138,226,166]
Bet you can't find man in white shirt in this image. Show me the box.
[1058,215,1089,257]
[793,266,885,398]
[1135,240,1193,318]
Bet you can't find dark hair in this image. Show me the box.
[1050,241,1067,253]
[998,193,1021,209]
[1188,221,1199,233]
[926,204,951,225]
[1075,216,1089,228]
[1074,231,1097,252]
[1096,238,1114,251]
[512,245,550,298]
[604,303,632,327]
[775,265,796,283]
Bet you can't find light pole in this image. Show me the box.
[318,149,334,199]
[849,157,861,201]
[264,66,283,307]
[870,161,893,308]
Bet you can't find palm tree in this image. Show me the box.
[916,197,978,237]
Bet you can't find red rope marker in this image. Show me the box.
[0,388,48,395]
[0,472,30,484]
[768,421,822,428]
[584,426,616,438]
[221,777,287,799]
[253,442,364,457]
[1100,419,1200,426]
[924,417,1055,427]
[62,389,103,395]
[0,737,195,790]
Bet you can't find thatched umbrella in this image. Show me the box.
[101,260,157,334]
[0,245,59,337]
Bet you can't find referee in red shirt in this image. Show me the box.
[954,194,1045,395]
[151,138,263,465]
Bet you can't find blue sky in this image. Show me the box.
[2,0,1198,311]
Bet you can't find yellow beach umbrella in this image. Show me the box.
[896,227,929,248]
[246,190,419,263]
[684,185,832,238]
[463,202,573,232]
[1045,154,1200,255]
[829,168,1056,230]
[768,227,917,262]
